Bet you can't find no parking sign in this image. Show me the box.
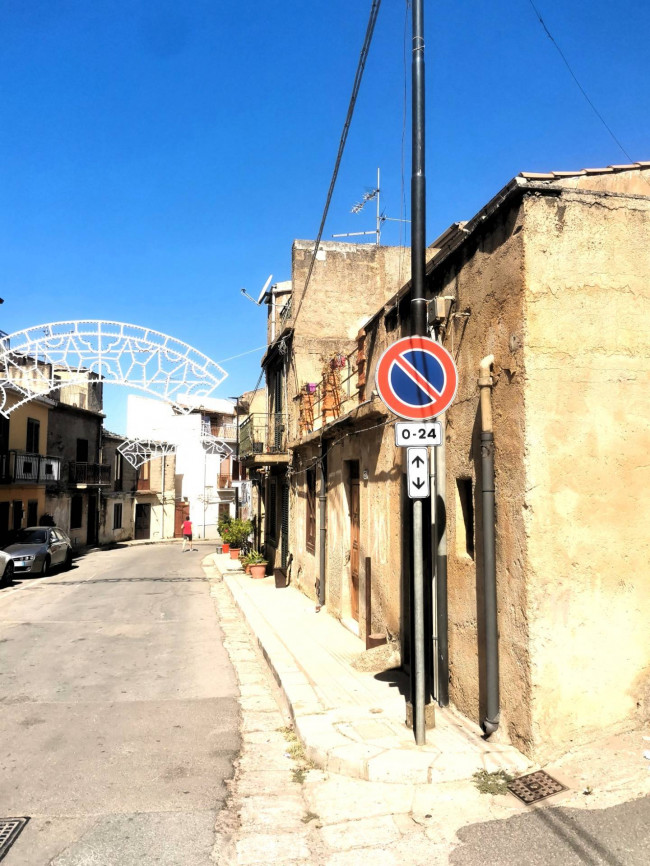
[375,336,457,420]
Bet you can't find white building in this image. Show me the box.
[126,394,240,540]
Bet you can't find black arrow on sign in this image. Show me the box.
[413,479,426,489]
[412,455,425,467]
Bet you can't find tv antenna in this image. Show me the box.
[240,274,273,305]
[332,168,409,246]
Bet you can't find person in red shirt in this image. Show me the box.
[181,517,194,552]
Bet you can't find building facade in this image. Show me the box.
[241,164,650,762]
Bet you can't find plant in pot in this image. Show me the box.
[218,513,232,554]
[240,551,253,574]
[246,550,268,579]
[222,518,252,560]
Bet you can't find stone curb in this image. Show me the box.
[213,560,532,786]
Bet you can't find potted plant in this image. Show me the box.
[246,550,268,579]
[222,518,252,560]
[218,513,232,554]
[240,551,253,574]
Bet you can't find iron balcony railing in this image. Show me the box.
[238,413,289,458]
[298,347,361,434]
[0,451,62,484]
[279,296,293,329]
[69,461,111,485]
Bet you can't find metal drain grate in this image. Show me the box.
[507,770,567,805]
[0,817,29,862]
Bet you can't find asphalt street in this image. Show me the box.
[0,541,239,865]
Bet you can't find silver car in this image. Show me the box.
[0,549,14,587]
[4,527,73,576]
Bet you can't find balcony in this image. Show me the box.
[69,461,111,486]
[298,347,364,436]
[238,413,289,465]
[0,451,62,484]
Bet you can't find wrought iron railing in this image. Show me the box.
[279,296,293,328]
[69,461,111,485]
[238,413,289,458]
[0,451,62,483]
[298,348,362,434]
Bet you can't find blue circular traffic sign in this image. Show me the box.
[375,336,458,419]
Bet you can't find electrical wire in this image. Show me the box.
[214,344,267,364]
[527,0,635,162]
[291,0,383,333]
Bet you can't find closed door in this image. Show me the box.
[350,478,360,622]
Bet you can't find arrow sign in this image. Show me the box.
[407,447,430,499]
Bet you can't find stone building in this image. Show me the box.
[243,163,650,762]
[239,241,411,578]
[98,430,137,544]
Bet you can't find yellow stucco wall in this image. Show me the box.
[522,190,650,759]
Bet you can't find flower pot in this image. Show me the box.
[229,547,241,560]
[222,543,230,554]
[250,563,268,579]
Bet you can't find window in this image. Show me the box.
[70,495,83,530]
[76,439,89,463]
[26,418,40,454]
[269,479,277,540]
[306,467,316,553]
[27,500,38,526]
[113,503,123,530]
[114,452,123,491]
[455,478,475,559]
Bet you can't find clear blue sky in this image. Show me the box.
[1,1,648,433]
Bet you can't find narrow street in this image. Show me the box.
[0,542,239,865]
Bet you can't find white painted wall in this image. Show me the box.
[127,395,236,539]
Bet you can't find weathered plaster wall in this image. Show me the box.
[522,190,650,759]
[435,200,531,753]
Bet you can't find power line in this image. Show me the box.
[527,0,634,162]
[214,344,267,364]
[291,0,383,333]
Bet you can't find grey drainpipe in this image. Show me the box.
[317,443,326,609]
[479,354,500,735]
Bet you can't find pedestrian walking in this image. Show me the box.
[182,517,194,552]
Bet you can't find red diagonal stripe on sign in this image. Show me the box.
[394,353,442,404]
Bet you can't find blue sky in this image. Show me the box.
[1,1,648,433]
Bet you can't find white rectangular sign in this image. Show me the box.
[407,447,430,499]
[395,421,442,448]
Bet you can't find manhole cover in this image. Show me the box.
[507,770,567,805]
[0,818,29,861]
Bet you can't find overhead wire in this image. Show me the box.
[290,0,383,334]
[526,0,635,163]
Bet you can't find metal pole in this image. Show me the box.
[376,167,381,245]
[413,500,426,744]
[410,0,427,744]
[161,456,165,540]
[435,410,449,705]
[318,446,327,608]
[411,0,427,337]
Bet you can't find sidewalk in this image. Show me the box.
[211,552,532,786]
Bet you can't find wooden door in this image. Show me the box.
[350,476,360,622]
[174,502,189,537]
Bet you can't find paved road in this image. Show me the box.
[0,542,239,865]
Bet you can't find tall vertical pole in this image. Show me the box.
[411,0,427,745]
[376,167,381,245]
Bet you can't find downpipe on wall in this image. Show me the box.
[479,354,500,736]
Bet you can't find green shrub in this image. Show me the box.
[221,517,253,548]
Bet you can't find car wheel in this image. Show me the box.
[65,550,73,570]
[1,560,13,587]
[41,556,51,576]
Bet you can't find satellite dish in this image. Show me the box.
[256,274,273,305]
[240,274,274,306]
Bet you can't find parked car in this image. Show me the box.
[4,527,73,576]
[0,549,13,587]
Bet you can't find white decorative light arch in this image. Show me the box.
[0,320,228,418]
[117,438,178,470]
